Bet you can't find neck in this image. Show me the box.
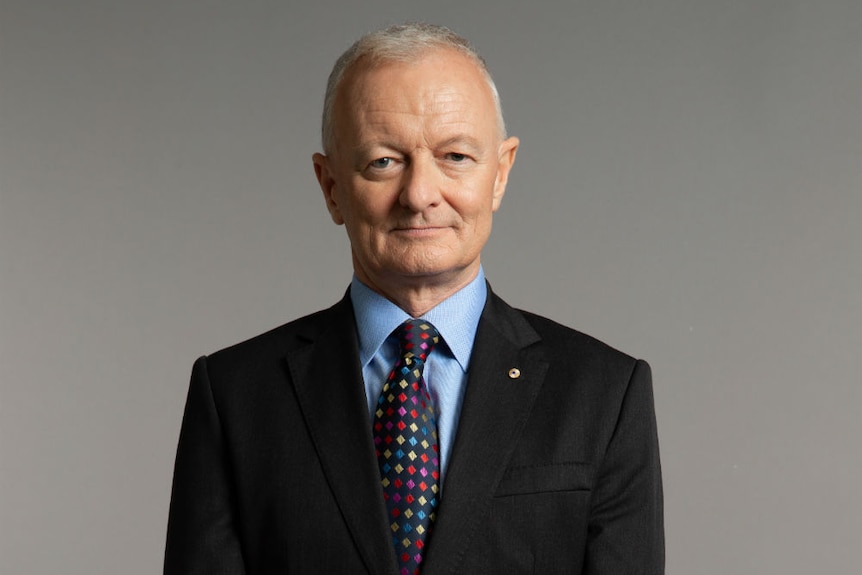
[355,264,481,318]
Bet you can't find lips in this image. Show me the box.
[390,226,452,240]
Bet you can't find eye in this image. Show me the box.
[369,157,394,169]
[445,152,469,162]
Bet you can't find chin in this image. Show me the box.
[389,258,476,283]
[392,252,456,275]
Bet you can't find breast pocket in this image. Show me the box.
[494,461,595,497]
[463,462,595,574]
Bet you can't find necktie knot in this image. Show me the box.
[396,319,440,364]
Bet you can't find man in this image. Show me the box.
[165,23,664,575]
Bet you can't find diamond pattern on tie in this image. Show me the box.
[373,319,441,575]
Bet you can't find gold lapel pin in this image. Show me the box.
[508,368,521,379]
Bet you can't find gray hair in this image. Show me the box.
[320,23,506,154]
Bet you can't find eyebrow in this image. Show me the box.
[349,134,485,164]
[350,143,399,167]
[435,136,484,154]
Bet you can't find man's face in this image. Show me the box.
[313,48,519,298]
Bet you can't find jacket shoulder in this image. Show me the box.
[203,298,351,377]
[516,308,640,368]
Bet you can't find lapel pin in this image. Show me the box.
[508,368,521,379]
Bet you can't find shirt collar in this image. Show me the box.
[350,267,487,372]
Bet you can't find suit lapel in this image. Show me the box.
[286,295,399,575]
[423,291,549,574]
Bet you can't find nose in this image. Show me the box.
[399,156,442,212]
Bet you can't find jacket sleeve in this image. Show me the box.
[584,359,665,574]
[164,356,247,575]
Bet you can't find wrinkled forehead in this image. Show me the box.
[332,48,497,136]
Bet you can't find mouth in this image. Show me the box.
[391,226,449,237]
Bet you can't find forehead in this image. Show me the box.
[333,48,497,143]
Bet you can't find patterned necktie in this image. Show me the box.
[372,319,441,575]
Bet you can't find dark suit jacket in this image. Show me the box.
[165,288,664,574]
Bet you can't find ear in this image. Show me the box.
[312,152,344,225]
[491,136,519,211]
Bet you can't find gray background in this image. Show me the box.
[2,1,860,573]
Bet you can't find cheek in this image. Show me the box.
[341,196,392,240]
[346,181,400,220]
[453,185,497,225]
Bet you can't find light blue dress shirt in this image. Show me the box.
[350,268,487,487]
